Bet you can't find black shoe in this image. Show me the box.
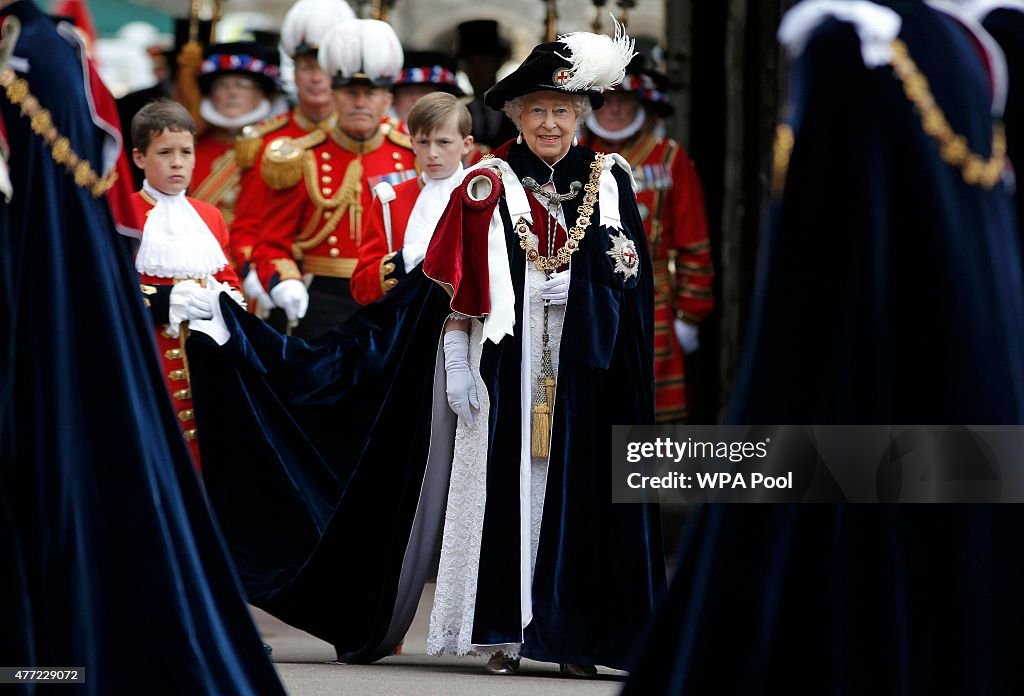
[485,652,520,675]
[262,643,273,656]
[559,663,597,677]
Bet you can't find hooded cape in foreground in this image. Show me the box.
[625,2,1024,693]
[0,2,283,693]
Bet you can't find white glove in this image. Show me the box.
[674,318,700,355]
[167,280,215,337]
[538,268,570,305]
[243,268,274,318]
[444,330,479,426]
[270,278,309,323]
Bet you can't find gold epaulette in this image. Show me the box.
[261,130,327,190]
[381,121,412,150]
[235,113,291,169]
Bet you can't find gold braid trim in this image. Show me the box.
[295,156,363,250]
[889,39,1005,189]
[1,67,118,197]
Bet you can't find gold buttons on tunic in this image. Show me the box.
[322,163,332,172]
[173,388,191,401]
[178,409,195,423]
[323,188,333,195]
[321,175,331,183]
[395,163,404,170]
[322,152,332,160]
[168,369,186,381]
[327,235,338,245]
[329,248,340,258]
[392,152,401,160]
[164,348,182,360]
[184,428,198,441]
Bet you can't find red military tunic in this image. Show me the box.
[583,132,714,422]
[191,128,243,228]
[132,190,241,468]
[250,121,416,327]
[351,176,422,305]
[231,108,336,273]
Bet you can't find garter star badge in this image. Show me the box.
[607,231,640,279]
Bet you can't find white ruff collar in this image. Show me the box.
[584,108,645,143]
[402,166,464,273]
[135,180,229,278]
[200,97,272,131]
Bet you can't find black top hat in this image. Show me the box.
[455,19,510,60]
[485,41,606,111]
[396,50,465,97]
[197,42,280,96]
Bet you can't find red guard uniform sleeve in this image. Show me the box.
[352,195,390,305]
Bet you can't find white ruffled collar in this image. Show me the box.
[135,180,229,278]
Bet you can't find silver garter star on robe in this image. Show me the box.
[606,230,640,279]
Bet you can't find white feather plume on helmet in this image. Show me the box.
[280,0,355,59]
[317,19,403,88]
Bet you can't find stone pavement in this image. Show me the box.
[257,583,629,696]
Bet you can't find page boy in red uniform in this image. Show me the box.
[352,92,473,304]
[130,100,244,468]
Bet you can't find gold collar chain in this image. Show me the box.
[889,39,1005,189]
[1,67,118,197]
[517,153,604,272]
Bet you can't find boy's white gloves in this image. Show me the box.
[270,278,309,323]
[167,280,214,337]
[444,330,479,426]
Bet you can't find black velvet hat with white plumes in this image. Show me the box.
[484,21,636,111]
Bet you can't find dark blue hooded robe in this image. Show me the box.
[0,3,283,693]
[624,2,1024,694]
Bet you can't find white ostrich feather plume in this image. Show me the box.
[555,16,636,92]
[318,19,403,81]
[281,0,355,57]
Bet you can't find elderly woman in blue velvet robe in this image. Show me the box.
[419,29,664,676]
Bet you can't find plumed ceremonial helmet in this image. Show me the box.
[280,0,356,60]
[318,19,403,89]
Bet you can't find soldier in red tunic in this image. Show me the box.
[352,92,474,305]
[130,100,244,468]
[249,18,416,339]
[232,0,355,316]
[190,41,279,229]
[580,58,713,422]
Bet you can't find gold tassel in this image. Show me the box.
[176,40,204,131]
[234,131,263,170]
[531,402,551,458]
[543,376,555,411]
